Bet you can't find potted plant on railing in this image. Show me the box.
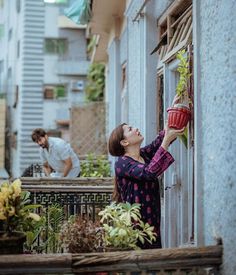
[0,179,42,254]
[98,202,157,251]
[167,49,191,130]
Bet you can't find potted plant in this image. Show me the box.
[60,215,104,253]
[0,179,41,254]
[98,202,157,251]
[167,49,191,129]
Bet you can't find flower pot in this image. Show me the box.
[167,106,191,129]
[0,232,26,254]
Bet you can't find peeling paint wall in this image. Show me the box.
[197,0,236,273]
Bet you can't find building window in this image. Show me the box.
[44,38,68,55]
[44,85,67,99]
[155,0,192,64]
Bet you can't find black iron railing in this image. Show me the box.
[21,177,113,252]
[21,177,113,220]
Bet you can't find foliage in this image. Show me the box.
[44,203,64,253]
[60,215,104,253]
[24,214,46,253]
[175,49,191,101]
[175,49,191,148]
[87,35,96,56]
[24,203,64,253]
[178,127,188,148]
[81,154,111,177]
[99,202,157,250]
[0,179,41,236]
[85,63,105,102]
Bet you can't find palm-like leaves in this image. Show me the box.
[99,202,157,250]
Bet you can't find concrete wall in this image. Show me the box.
[196,0,236,274]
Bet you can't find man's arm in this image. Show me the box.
[62,157,73,177]
[43,162,52,176]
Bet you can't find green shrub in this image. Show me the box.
[81,154,111,177]
[99,202,157,250]
[85,63,105,102]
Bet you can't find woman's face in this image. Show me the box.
[122,125,144,145]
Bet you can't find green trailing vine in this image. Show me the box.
[176,49,191,100]
[175,49,191,148]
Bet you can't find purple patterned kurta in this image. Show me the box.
[115,131,174,249]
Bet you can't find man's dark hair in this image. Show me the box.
[31,128,47,142]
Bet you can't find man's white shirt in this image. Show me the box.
[40,137,80,178]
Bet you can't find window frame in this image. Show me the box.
[44,38,68,55]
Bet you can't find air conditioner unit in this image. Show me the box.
[72,80,84,91]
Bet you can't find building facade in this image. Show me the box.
[0,0,89,177]
[89,0,236,274]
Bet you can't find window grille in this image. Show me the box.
[153,0,192,64]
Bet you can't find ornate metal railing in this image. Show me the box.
[0,245,222,274]
[21,177,113,252]
[21,177,113,220]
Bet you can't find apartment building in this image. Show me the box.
[0,0,89,177]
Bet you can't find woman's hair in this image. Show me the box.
[112,176,122,203]
[108,123,126,156]
[108,123,127,203]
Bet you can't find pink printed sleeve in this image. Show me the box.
[115,146,174,181]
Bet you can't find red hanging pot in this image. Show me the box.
[167,106,191,129]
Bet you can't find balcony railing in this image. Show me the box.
[0,245,222,274]
[15,178,223,274]
[21,177,113,220]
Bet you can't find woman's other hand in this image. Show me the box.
[161,125,185,150]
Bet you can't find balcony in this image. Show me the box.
[0,178,223,274]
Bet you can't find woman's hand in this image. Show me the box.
[161,125,185,150]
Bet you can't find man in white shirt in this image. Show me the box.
[31,128,80,178]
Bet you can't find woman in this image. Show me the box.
[108,120,184,249]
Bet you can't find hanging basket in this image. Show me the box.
[167,106,191,129]
[0,232,26,254]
